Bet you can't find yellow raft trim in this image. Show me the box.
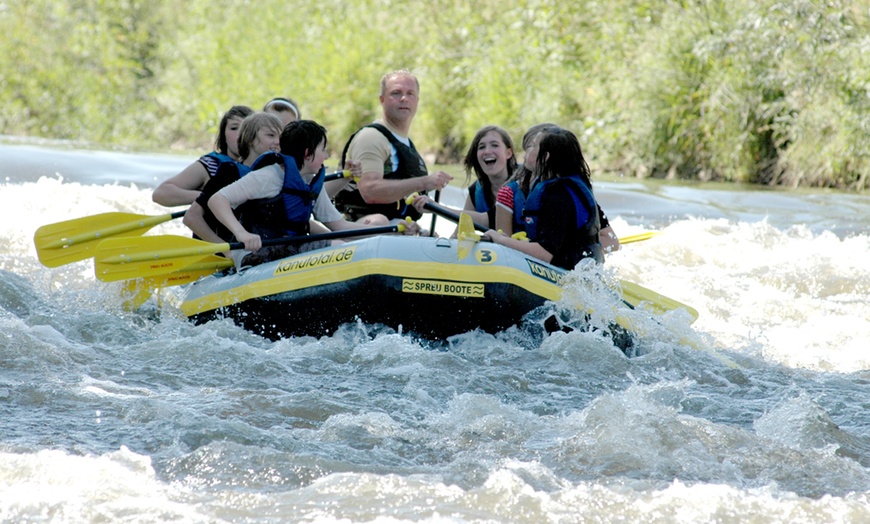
[181,257,564,317]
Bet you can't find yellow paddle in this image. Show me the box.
[34,170,355,268]
[618,280,698,320]
[452,210,698,322]
[412,198,490,231]
[617,231,661,244]
[94,223,405,282]
[119,255,235,310]
[447,210,721,360]
[409,197,661,247]
[457,212,481,260]
[513,229,660,244]
[34,210,186,267]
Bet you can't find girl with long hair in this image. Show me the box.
[483,127,604,269]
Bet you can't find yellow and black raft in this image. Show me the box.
[39,204,696,342]
[178,234,571,340]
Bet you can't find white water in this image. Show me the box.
[2,142,870,523]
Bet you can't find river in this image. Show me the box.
[1,141,869,523]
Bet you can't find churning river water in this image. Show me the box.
[1,141,869,523]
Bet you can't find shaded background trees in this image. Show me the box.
[1,0,867,190]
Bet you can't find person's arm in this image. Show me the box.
[206,169,277,252]
[315,184,370,234]
[322,218,367,232]
[597,205,620,253]
[599,225,620,253]
[152,161,209,207]
[182,202,220,243]
[494,185,516,235]
[325,177,351,199]
[357,170,452,204]
[318,185,421,235]
[208,192,261,252]
[323,217,421,236]
[325,160,361,199]
[482,230,553,263]
[182,201,232,257]
[460,192,489,229]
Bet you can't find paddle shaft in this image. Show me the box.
[324,170,352,182]
[422,201,697,321]
[37,210,186,251]
[42,169,347,245]
[425,201,661,247]
[428,189,440,237]
[99,224,402,265]
[421,201,490,232]
[223,224,399,252]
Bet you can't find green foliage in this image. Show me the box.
[0,0,867,190]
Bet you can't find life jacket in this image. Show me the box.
[200,161,252,199]
[194,161,252,241]
[468,181,497,229]
[335,123,428,221]
[522,175,603,263]
[502,179,528,233]
[238,152,324,239]
[199,151,236,177]
[468,180,488,213]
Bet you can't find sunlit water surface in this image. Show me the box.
[1,142,869,523]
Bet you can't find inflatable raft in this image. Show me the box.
[179,235,568,340]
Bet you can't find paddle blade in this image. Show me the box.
[619,279,699,322]
[95,235,229,282]
[457,213,480,260]
[119,280,155,311]
[617,231,661,245]
[34,211,180,267]
[119,256,233,310]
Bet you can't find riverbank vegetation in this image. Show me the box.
[1,0,867,190]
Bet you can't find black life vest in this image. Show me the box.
[195,161,253,241]
[199,151,236,178]
[335,123,428,221]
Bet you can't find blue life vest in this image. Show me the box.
[467,181,497,228]
[240,152,325,238]
[522,175,600,247]
[469,181,490,214]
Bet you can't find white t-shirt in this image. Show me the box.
[346,120,409,175]
[216,163,345,266]
[217,163,344,223]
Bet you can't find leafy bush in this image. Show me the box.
[0,0,866,189]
